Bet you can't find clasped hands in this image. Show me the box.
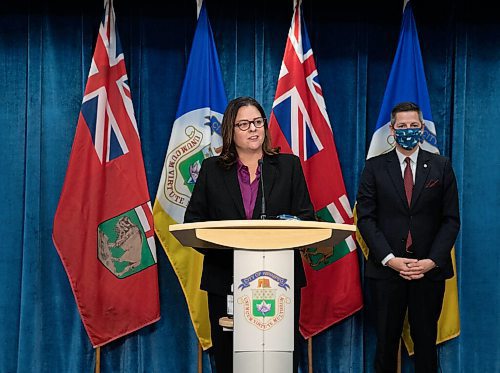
[387,257,436,280]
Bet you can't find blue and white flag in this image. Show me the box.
[153,0,227,350]
[367,1,439,159]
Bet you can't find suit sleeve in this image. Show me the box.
[356,160,394,263]
[428,158,460,267]
[291,155,316,221]
[184,159,210,255]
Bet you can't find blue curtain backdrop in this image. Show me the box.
[0,0,498,372]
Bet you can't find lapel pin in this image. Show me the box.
[423,163,428,168]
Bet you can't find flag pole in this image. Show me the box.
[95,346,101,373]
[198,341,203,373]
[397,339,402,373]
[307,337,313,373]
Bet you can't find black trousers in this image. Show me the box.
[370,276,445,373]
[207,286,302,373]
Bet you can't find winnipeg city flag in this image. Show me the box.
[269,2,363,338]
[52,0,160,347]
[153,1,226,350]
[356,0,460,354]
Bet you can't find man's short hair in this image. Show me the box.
[390,102,424,126]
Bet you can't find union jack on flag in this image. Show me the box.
[270,11,326,163]
[269,1,362,339]
[52,0,160,347]
[82,3,139,164]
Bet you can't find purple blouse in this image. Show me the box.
[237,159,261,220]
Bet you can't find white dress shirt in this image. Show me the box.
[381,147,420,266]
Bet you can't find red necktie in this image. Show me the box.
[404,157,413,251]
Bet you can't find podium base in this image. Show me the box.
[234,351,292,373]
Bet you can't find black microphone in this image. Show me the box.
[258,158,266,219]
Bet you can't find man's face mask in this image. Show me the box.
[394,128,423,150]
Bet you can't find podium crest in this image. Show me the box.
[237,272,290,330]
[252,278,276,317]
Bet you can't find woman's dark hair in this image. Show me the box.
[218,96,279,168]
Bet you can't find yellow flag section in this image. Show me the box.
[354,211,460,354]
[154,204,211,349]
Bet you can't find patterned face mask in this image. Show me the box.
[394,128,423,150]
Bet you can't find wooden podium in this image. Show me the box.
[170,220,355,373]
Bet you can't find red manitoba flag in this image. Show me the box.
[269,3,363,338]
[52,1,160,347]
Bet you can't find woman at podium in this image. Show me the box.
[185,96,315,373]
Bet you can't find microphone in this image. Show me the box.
[258,158,266,219]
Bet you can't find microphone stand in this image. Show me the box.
[258,158,266,219]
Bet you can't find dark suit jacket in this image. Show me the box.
[356,148,460,280]
[184,153,315,295]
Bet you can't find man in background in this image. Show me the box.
[356,102,460,373]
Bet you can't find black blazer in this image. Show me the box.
[356,149,460,280]
[184,153,315,295]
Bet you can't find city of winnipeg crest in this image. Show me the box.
[97,205,156,278]
[237,272,291,331]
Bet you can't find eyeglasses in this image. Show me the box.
[234,117,266,131]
